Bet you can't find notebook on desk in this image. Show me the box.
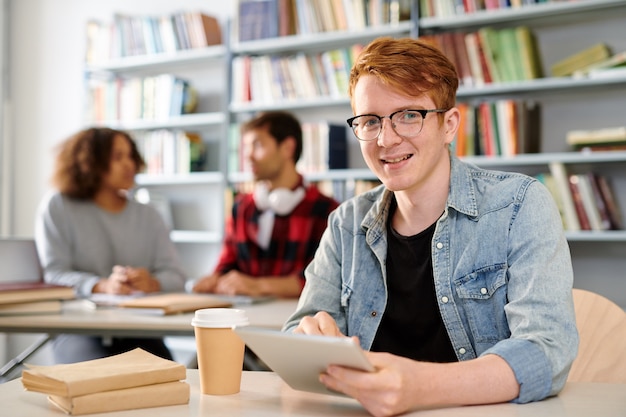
[234,327,374,396]
[88,293,232,315]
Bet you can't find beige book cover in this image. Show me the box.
[22,348,186,397]
[48,380,190,415]
[118,292,232,314]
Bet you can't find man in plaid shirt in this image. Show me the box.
[193,111,339,298]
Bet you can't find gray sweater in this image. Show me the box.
[35,192,187,297]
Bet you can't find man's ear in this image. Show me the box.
[443,107,460,146]
[280,136,297,161]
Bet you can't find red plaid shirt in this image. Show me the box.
[214,183,339,287]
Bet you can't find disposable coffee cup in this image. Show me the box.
[191,308,249,395]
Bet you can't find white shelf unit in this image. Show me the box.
[84,41,230,280]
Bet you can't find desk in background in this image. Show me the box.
[3,370,625,417]
[0,299,298,379]
[0,299,297,337]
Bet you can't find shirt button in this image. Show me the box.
[459,348,466,355]
[480,287,487,295]
[371,311,377,317]
[436,242,443,249]
[441,296,449,303]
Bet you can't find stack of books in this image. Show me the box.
[0,282,75,315]
[22,348,190,415]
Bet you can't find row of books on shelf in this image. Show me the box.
[419,0,575,18]
[421,26,542,88]
[541,162,622,232]
[236,0,411,42]
[228,121,349,174]
[84,74,197,123]
[0,282,75,316]
[86,11,222,64]
[453,99,540,157]
[134,130,207,175]
[231,45,362,105]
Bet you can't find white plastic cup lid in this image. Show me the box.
[191,308,249,328]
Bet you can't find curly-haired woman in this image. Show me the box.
[35,127,187,363]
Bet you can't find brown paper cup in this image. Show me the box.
[192,308,249,395]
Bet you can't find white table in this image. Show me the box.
[0,299,298,379]
[0,299,298,336]
[3,370,625,417]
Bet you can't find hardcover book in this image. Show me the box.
[0,282,75,305]
[0,299,63,315]
[551,43,611,77]
[48,381,189,416]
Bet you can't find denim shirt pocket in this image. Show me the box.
[453,264,509,344]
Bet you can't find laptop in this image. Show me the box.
[0,238,43,283]
[234,326,374,396]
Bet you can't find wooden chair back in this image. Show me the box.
[567,288,626,383]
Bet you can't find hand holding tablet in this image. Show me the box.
[234,327,374,396]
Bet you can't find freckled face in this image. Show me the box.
[352,75,456,195]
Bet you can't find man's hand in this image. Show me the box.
[319,351,420,417]
[192,274,220,293]
[213,270,260,296]
[318,352,520,417]
[293,311,345,337]
[192,271,258,295]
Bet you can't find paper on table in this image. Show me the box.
[22,348,186,397]
[48,380,190,415]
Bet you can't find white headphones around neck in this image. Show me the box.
[253,182,306,216]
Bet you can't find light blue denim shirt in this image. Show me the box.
[284,156,578,404]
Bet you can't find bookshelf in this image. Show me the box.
[227,1,416,192]
[416,0,626,307]
[224,0,626,307]
[83,12,229,280]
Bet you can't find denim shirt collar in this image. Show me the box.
[447,155,479,218]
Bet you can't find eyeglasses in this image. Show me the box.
[346,109,449,141]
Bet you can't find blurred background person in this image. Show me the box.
[35,127,187,363]
[193,111,339,298]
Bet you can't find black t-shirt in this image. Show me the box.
[370,203,457,363]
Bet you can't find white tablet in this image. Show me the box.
[235,326,375,396]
